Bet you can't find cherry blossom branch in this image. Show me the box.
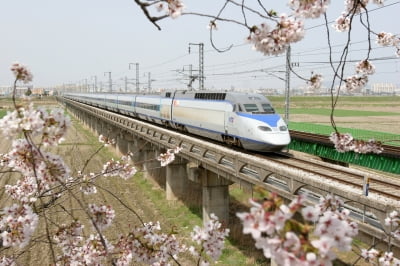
[93,183,145,225]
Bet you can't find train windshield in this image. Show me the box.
[240,103,276,114]
[261,103,275,114]
[243,104,259,112]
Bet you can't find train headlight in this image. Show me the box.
[258,126,272,131]
[279,126,288,131]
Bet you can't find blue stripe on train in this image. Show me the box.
[237,113,281,127]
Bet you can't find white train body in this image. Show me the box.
[64,90,290,152]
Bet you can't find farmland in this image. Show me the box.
[269,96,400,145]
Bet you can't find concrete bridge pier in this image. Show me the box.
[88,115,96,134]
[166,158,188,201]
[96,120,106,137]
[106,124,120,151]
[201,169,233,227]
[116,132,130,156]
[143,146,159,180]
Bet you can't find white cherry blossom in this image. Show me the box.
[356,60,375,75]
[155,0,184,19]
[307,73,323,90]
[248,14,304,56]
[10,62,33,83]
[289,0,330,18]
[0,204,38,248]
[88,204,115,230]
[333,12,351,32]
[345,74,368,91]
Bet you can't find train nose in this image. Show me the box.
[264,132,291,146]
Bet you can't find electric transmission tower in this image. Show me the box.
[189,42,204,90]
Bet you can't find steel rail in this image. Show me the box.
[61,97,400,248]
[268,153,400,201]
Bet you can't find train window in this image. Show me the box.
[165,92,171,98]
[135,102,160,111]
[234,104,243,112]
[244,104,259,112]
[120,100,133,106]
[261,103,275,114]
[195,93,226,100]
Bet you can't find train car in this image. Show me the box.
[63,90,290,152]
[167,90,290,151]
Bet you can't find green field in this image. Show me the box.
[288,121,399,145]
[275,108,399,117]
[269,95,399,105]
[269,96,400,146]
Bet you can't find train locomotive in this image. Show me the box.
[63,90,291,152]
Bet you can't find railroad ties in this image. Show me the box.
[60,97,400,255]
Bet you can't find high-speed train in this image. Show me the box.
[63,91,291,152]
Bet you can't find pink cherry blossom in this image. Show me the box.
[155,0,184,19]
[329,132,354,152]
[289,0,330,19]
[0,204,38,248]
[81,234,114,265]
[88,204,115,230]
[98,134,116,146]
[191,213,229,262]
[356,60,375,75]
[344,0,369,14]
[115,221,186,265]
[157,146,182,167]
[0,256,16,266]
[102,157,137,180]
[345,74,368,91]
[10,62,33,83]
[307,73,323,90]
[376,31,397,46]
[248,14,304,56]
[333,12,351,32]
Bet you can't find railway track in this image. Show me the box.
[62,98,400,204]
[267,152,400,202]
[290,130,400,158]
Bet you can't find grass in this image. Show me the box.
[288,121,400,145]
[269,95,399,104]
[0,109,7,118]
[275,108,399,117]
[133,176,268,265]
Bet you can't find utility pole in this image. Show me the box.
[92,76,97,92]
[124,76,128,92]
[182,64,196,89]
[84,78,88,92]
[147,72,151,92]
[104,72,112,92]
[129,63,140,93]
[189,43,204,90]
[284,45,291,124]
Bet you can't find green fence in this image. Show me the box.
[288,138,400,174]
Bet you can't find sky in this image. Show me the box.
[1,0,399,93]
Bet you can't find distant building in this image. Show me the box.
[369,83,397,95]
[0,86,12,96]
[32,87,45,95]
[15,85,33,96]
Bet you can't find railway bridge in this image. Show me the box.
[59,97,400,255]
